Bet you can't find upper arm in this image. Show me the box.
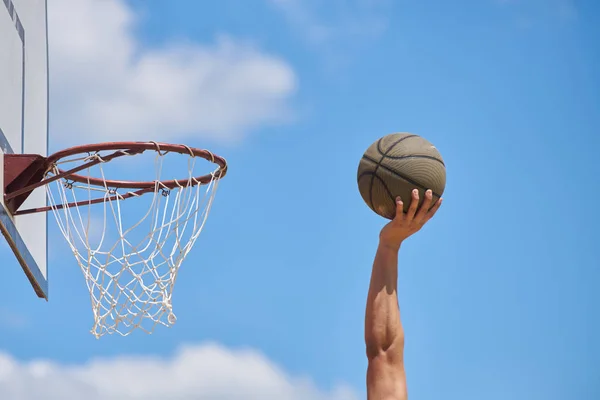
[366,345,407,400]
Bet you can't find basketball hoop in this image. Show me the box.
[3,142,227,338]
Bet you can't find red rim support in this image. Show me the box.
[4,141,228,215]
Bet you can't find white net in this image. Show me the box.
[45,150,222,338]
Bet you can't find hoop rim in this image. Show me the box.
[4,141,228,216]
[46,141,228,190]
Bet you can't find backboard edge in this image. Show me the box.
[0,201,48,299]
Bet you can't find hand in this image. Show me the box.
[379,189,442,251]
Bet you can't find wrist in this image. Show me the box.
[378,239,402,253]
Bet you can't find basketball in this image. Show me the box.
[357,133,446,219]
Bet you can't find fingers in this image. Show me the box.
[394,196,404,220]
[395,189,441,224]
[414,189,433,222]
[406,189,419,220]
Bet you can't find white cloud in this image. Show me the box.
[48,0,297,144]
[0,343,360,400]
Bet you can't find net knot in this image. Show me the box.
[148,141,167,156]
[202,149,215,163]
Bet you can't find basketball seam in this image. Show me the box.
[360,169,439,216]
[371,172,395,218]
[362,154,443,198]
[376,134,444,165]
[368,135,418,209]
[367,137,384,209]
[357,171,380,212]
[380,171,439,212]
[376,134,418,155]
[357,171,374,181]
[381,154,445,166]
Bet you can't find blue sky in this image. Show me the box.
[1,0,599,398]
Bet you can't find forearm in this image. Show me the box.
[364,191,439,400]
[364,241,404,359]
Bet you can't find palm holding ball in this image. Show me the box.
[357,132,446,220]
[379,189,442,250]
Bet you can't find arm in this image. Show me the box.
[365,189,442,400]
[365,242,406,400]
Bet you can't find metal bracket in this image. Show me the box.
[4,154,47,214]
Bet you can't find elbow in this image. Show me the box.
[365,341,382,361]
[365,330,405,361]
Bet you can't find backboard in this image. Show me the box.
[0,0,48,299]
